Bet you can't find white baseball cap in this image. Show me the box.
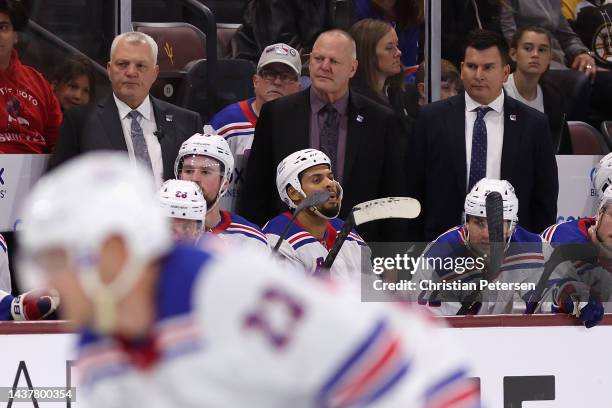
[257,43,302,76]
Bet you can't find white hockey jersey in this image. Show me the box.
[201,210,269,253]
[76,244,479,408]
[263,212,371,282]
[209,97,257,212]
[412,225,547,315]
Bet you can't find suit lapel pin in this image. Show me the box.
[356,114,364,123]
[509,114,517,121]
[165,114,173,122]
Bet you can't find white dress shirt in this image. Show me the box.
[114,94,164,187]
[504,73,545,113]
[465,90,505,186]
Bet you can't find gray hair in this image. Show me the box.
[110,31,158,64]
[319,29,357,60]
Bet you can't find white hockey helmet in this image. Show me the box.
[276,148,342,215]
[174,126,234,195]
[598,185,612,212]
[158,179,206,220]
[19,152,171,331]
[464,178,519,229]
[593,153,612,200]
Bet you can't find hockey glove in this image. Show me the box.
[578,298,604,329]
[561,296,603,329]
[11,289,60,321]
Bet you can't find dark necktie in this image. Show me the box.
[128,110,153,171]
[320,104,340,170]
[468,106,492,191]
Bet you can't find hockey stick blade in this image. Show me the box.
[457,192,504,315]
[352,197,421,226]
[485,191,504,279]
[272,190,331,252]
[321,197,421,270]
[297,190,332,213]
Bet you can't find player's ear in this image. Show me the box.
[287,185,302,203]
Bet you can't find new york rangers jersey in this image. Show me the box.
[541,217,593,245]
[541,218,612,305]
[202,210,269,252]
[263,212,371,282]
[76,244,479,408]
[210,98,257,212]
[412,225,547,315]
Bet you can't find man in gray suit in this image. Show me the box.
[49,32,202,185]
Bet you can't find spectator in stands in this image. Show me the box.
[410,29,558,240]
[564,0,612,70]
[440,0,504,68]
[0,0,62,153]
[504,26,573,154]
[240,29,408,242]
[210,43,301,213]
[233,0,331,65]
[414,59,462,107]
[500,0,597,79]
[349,18,416,136]
[352,0,423,79]
[48,31,202,186]
[50,54,96,111]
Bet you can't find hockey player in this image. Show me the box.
[175,128,268,251]
[210,43,302,212]
[18,152,479,407]
[592,151,612,201]
[540,185,612,327]
[411,178,547,315]
[264,149,371,281]
[158,179,206,244]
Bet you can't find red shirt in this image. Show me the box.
[0,50,62,153]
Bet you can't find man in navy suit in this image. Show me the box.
[239,29,408,242]
[49,31,202,185]
[410,29,558,240]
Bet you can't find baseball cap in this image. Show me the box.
[257,43,302,76]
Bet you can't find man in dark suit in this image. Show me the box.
[49,32,202,184]
[239,29,407,241]
[411,29,558,241]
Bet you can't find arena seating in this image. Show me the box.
[567,121,610,154]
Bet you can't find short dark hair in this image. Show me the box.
[0,0,28,31]
[463,29,510,65]
[510,26,552,49]
[51,54,97,101]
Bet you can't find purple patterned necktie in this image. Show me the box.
[468,106,492,191]
[128,110,153,171]
[320,104,340,170]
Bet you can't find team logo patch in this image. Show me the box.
[164,42,174,66]
[592,23,612,67]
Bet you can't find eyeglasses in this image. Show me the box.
[258,70,299,84]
